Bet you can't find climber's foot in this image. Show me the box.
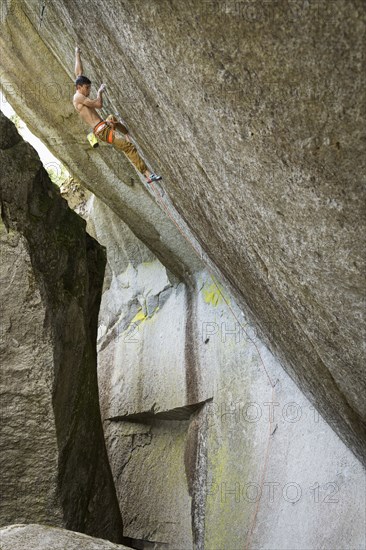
[146,173,162,183]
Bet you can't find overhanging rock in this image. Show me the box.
[0,0,364,464]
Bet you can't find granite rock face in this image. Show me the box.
[1,1,366,548]
[0,0,364,463]
[0,524,130,550]
[0,111,123,542]
[73,189,365,550]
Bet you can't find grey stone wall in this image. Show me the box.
[0,1,365,547]
[0,0,364,462]
[82,192,365,550]
[0,111,123,542]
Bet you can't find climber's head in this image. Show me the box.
[75,75,91,96]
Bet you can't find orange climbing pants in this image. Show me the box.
[93,116,148,174]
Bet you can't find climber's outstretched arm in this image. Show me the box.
[78,84,106,109]
[75,46,83,77]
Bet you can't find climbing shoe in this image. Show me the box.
[146,173,162,183]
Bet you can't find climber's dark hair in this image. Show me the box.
[75,75,91,88]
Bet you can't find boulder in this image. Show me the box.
[0,524,130,550]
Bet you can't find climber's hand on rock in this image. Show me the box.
[98,83,106,94]
[75,46,81,55]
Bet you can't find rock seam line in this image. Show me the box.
[147,180,277,550]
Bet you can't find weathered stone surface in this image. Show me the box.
[104,420,193,547]
[0,0,364,464]
[0,111,123,541]
[0,524,131,550]
[0,0,202,282]
[1,1,366,548]
[77,191,365,550]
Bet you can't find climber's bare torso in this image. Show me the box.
[73,88,102,129]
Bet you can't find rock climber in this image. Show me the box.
[72,46,162,184]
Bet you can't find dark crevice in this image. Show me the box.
[107,398,212,423]
[120,535,169,549]
[184,285,200,404]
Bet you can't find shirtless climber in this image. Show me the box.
[72,47,162,184]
